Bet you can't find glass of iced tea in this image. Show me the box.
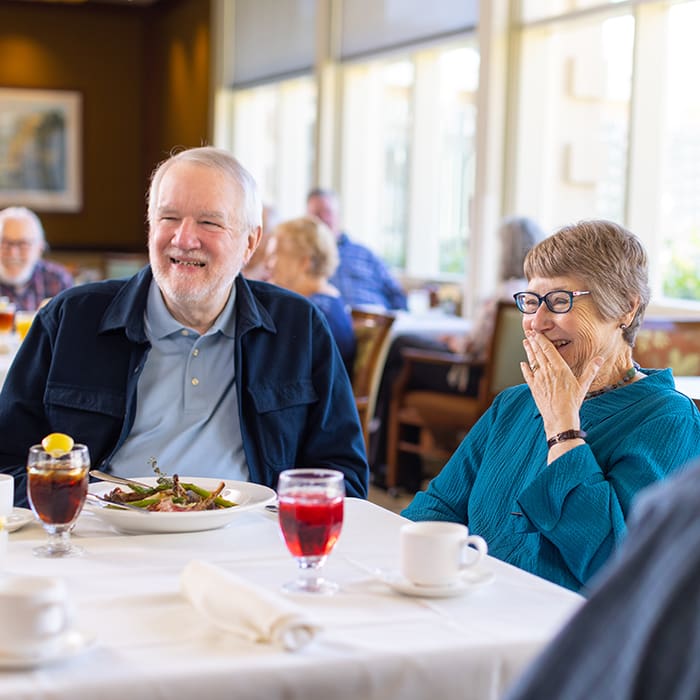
[277,468,344,594]
[14,310,35,341]
[26,444,90,557]
[0,297,15,338]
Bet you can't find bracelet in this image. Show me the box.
[547,429,587,449]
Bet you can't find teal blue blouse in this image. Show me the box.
[402,369,700,591]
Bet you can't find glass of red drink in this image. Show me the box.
[26,444,90,557]
[277,468,345,594]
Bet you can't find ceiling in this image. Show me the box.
[14,0,161,5]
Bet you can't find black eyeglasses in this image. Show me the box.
[0,240,37,251]
[513,290,591,314]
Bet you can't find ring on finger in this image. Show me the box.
[530,363,539,373]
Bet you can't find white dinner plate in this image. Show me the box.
[376,567,494,598]
[86,477,276,534]
[0,629,95,670]
[4,507,35,533]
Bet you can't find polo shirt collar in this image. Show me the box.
[145,278,237,340]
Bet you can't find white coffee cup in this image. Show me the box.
[0,576,72,657]
[400,521,488,587]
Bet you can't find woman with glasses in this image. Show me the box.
[402,220,700,591]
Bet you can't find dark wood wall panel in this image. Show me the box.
[0,0,210,253]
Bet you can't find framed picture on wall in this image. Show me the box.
[0,88,82,212]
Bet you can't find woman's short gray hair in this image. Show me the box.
[147,146,262,232]
[524,220,650,345]
[274,216,339,279]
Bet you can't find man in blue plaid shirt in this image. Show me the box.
[306,188,407,311]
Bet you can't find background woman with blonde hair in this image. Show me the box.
[267,215,356,375]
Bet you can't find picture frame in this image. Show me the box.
[0,88,82,212]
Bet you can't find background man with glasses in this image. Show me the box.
[0,206,73,311]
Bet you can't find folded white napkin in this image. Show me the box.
[181,560,320,651]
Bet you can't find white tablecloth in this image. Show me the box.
[675,375,700,404]
[1,499,582,700]
[391,309,473,340]
[0,345,17,390]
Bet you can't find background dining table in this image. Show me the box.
[0,338,18,390]
[0,497,582,700]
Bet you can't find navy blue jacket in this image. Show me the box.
[0,267,369,506]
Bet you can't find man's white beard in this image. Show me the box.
[0,263,34,287]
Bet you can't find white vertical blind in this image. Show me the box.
[230,0,317,88]
[340,0,478,60]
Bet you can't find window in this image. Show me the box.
[341,42,478,279]
[229,77,316,218]
[657,1,700,301]
[514,0,700,307]
[513,12,633,230]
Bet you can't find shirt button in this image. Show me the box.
[181,330,189,336]
[193,349,199,357]
[191,377,199,386]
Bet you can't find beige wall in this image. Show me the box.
[0,0,210,253]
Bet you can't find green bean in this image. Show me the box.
[123,496,160,509]
[181,482,237,508]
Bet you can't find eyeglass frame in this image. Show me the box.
[0,239,41,251]
[513,290,591,314]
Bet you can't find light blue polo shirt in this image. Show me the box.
[109,280,249,482]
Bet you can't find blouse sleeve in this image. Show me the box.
[401,406,494,522]
[516,407,700,585]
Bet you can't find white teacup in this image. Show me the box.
[0,576,72,657]
[400,521,488,587]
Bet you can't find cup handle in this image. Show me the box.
[459,534,488,569]
[38,601,73,635]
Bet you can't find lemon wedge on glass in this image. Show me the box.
[41,433,75,457]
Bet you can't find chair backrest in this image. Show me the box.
[351,308,396,408]
[634,317,700,374]
[481,301,526,401]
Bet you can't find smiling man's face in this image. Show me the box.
[148,160,258,329]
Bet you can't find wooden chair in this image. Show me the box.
[385,302,525,491]
[634,317,700,375]
[350,308,396,452]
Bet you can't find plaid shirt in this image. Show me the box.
[329,233,407,310]
[0,259,74,311]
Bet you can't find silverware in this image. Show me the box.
[89,470,152,489]
[86,493,150,513]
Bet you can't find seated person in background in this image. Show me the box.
[0,206,73,310]
[402,220,700,591]
[266,215,356,376]
[306,187,407,311]
[443,216,545,363]
[369,216,544,485]
[242,203,279,281]
[0,146,368,507]
[505,458,700,700]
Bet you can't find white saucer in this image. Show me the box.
[0,630,95,670]
[4,507,35,533]
[377,568,494,598]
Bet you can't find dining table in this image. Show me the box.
[0,337,18,390]
[674,375,700,409]
[0,497,583,700]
